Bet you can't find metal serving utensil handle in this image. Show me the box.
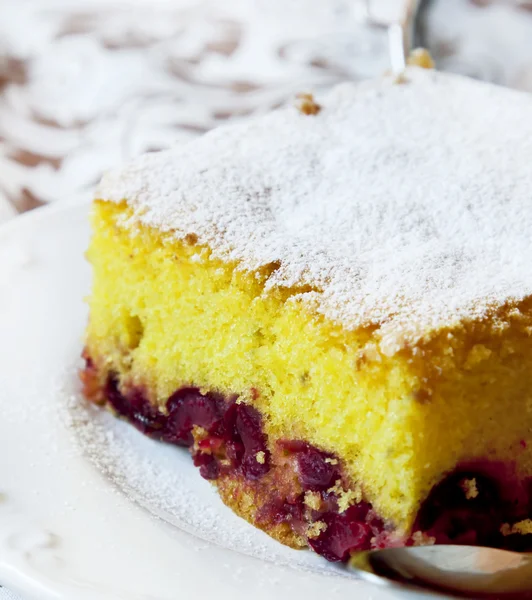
[349,545,532,598]
[363,0,423,74]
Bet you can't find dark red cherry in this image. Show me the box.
[235,404,270,479]
[165,388,222,446]
[297,447,338,491]
[308,510,372,562]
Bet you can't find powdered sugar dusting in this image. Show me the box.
[96,68,532,353]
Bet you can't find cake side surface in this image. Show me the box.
[95,68,532,354]
[84,201,532,557]
[85,70,532,560]
[85,201,420,529]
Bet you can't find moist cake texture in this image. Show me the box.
[84,68,532,560]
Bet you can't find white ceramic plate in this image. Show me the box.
[0,203,432,600]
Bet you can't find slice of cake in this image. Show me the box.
[83,67,532,562]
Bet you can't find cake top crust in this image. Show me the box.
[96,68,532,354]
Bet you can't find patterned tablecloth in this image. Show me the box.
[1,0,532,222]
[1,0,531,597]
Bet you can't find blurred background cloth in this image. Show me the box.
[1,0,532,222]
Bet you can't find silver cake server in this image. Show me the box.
[348,544,532,598]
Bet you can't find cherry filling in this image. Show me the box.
[102,373,270,482]
[296,444,338,491]
[164,387,223,446]
[258,441,386,561]
[308,505,373,562]
[235,404,270,479]
[105,374,166,435]
[415,463,532,551]
[86,363,532,561]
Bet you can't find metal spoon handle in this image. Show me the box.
[349,545,532,598]
[363,0,423,74]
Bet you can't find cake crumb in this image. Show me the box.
[327,480,362,512]
[184,232,198,245]
[338,488,362,512]
[324,457,338,465]
[296,93,321,115]
[192,426,209,453]
[501,519,532,536]
[306,521,327,539]
[327,480,342,495]
[464,344,492,370]
[411,531,436,546]
[304,491,322,511]
[255,451,266,464]
[394,49,434,85]
[460,477,479,500]
[407,48,435,69]
[393,71,408,85]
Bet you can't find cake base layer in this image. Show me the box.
[81,354,532,561]
[85,201,532,535]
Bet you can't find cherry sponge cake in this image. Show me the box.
[83,68,532,561]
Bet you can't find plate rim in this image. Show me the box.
[0,200,427,600]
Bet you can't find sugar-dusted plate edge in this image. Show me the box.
[0,202,434,600]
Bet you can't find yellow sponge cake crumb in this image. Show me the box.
[83,69,532,560]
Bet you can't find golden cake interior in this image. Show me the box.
[85,200,532,539]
